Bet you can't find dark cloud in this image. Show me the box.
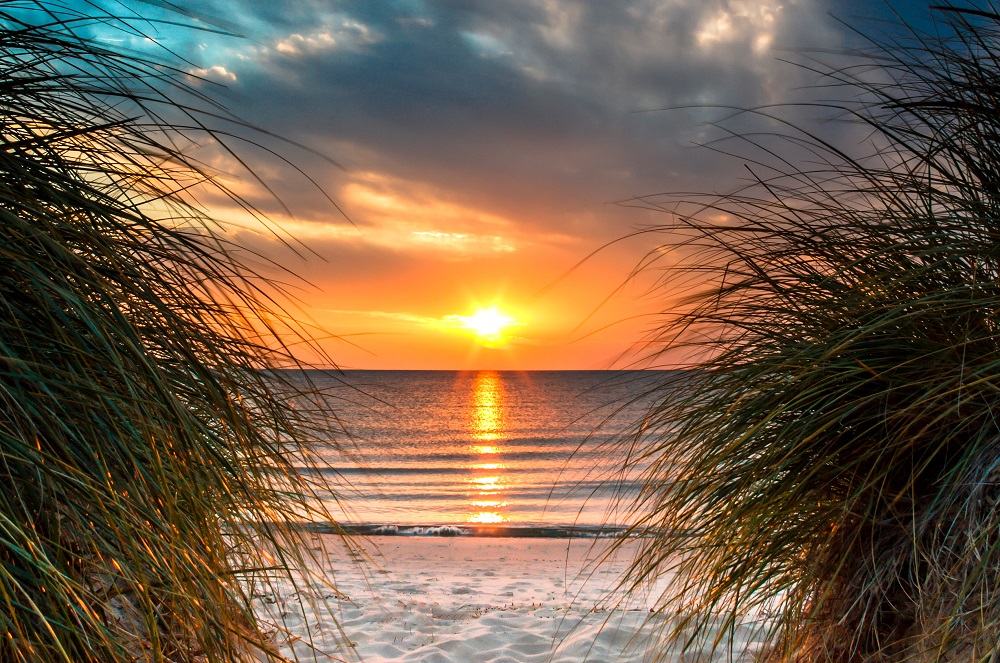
[176,0,888,247]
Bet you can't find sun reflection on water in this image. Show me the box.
[471,476,503,493]
[471,500,509,508]
[468,512,505,524]
[468,371,511,524]
[471,371,506,442]
[473,463,505,471]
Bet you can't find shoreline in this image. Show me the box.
[299,522,632,539]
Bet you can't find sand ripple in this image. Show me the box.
[254,536,762,662]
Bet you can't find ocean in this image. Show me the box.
[285,370,672,537]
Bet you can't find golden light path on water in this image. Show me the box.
[468,371,510,524]
[296,369,657,528]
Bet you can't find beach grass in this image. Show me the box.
[0,3,345,661]
[616,5,1000,662]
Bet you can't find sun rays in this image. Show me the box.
[445,306,521,347]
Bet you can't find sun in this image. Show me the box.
[456,307,518,346]
[462,308,514,337]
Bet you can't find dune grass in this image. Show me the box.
[617,5,1000,662]
[0,3,345,661]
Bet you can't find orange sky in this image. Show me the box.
[233,202,666,370]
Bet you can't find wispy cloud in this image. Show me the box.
[324,309,440,326]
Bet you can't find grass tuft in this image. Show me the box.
[617,5,1000,662]
[0,2,345,661]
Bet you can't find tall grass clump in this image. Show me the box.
[0,2,342,661]
[618,5,1000,662]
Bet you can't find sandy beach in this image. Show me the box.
[254,534,763,662]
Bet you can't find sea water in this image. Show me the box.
[287,370,673,537]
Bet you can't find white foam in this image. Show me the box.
[407,525,467,537]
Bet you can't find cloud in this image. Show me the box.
[188,64,237,83]
[270,16,380,57]
[128,0,912,367]
[411,231,514,253]
[199,1,854,244]
[275,31,336,55]
[694,0,781,53]
[323,309,440,326]
[338,171,521,253]
[323,307,528,348]
[150,0,884,259]
[194,166,530,257]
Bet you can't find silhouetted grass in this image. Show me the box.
[617,5,1000,662]
[0,3,345,661]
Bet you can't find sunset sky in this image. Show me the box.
[104,1,923,369]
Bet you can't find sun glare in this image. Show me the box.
[463,307,514,337]
[441,306,521,347]
[455,307,518,346]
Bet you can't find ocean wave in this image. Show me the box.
[300,522,631,539]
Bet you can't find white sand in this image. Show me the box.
[254,535,763,662]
